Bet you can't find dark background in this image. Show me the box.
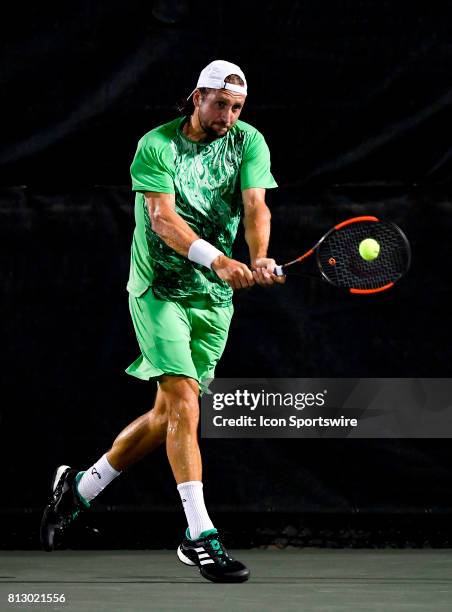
[2,0,452,548]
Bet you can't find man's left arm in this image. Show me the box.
[242,188,285,286]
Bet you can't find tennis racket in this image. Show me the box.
[274,216,411,294]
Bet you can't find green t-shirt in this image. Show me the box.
[127,116,277,304]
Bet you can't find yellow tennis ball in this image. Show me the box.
[359,238,380,261]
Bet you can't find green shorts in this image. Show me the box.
[126,288,234,391]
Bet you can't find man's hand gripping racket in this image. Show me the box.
[273,216,411,294]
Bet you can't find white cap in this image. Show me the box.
[188,59,247,99]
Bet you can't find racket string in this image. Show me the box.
[317,222,410,290]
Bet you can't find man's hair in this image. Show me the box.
[176,73,245,117]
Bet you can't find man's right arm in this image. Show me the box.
[145,191,197,257]
[144,191,254,289]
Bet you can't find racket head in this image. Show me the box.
[315,216,411,293]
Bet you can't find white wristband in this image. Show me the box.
[188,239,223,269]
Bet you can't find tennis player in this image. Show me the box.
[41,60,283,583]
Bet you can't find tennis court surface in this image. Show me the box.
[2,549,452,611]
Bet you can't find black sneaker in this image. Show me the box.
[40,465,90,552]
[177,528,250,583]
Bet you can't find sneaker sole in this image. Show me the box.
[40,465,71,552]
[176,546,196,566]
[199,568,250,583]
[52,465,71,492]
[40,506,56,552]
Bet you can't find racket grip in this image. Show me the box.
[274,264,284,276]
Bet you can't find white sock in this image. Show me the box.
[77,454,121,502]
[177,481,215,540]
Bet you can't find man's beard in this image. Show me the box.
[199,117,229,141]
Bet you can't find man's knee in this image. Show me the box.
[159,375,199,426]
